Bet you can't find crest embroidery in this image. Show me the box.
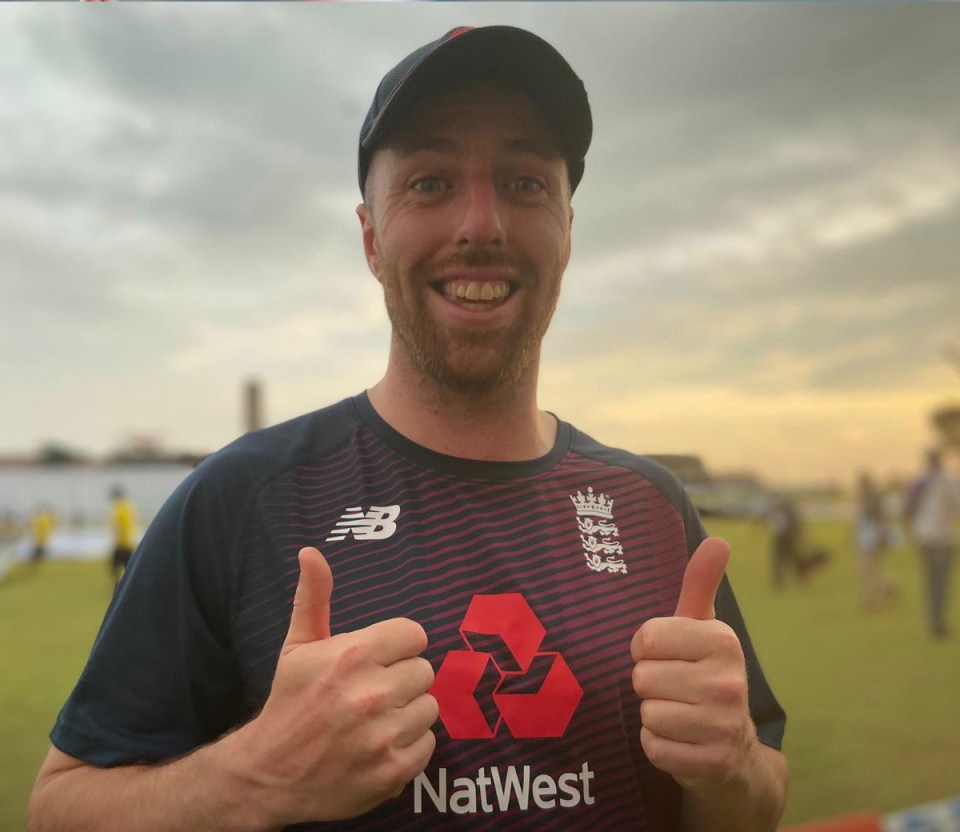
[569,487,628,574]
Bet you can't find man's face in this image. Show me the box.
[358,83,573,395]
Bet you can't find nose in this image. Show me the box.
[456,175,504,247]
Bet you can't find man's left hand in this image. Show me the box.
[629,537,758,795]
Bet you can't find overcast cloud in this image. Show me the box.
[3,4,959,484]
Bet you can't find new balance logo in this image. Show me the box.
[325,505,400,542]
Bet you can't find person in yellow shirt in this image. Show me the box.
[109,486,138,589]
[29,505,57,569]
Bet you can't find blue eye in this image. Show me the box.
[514,177,544,193]
[413,177,445,194]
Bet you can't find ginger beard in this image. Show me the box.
[378,247,563,396]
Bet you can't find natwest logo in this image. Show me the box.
[431,593,582,739]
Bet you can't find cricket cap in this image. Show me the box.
[358,25,592,195]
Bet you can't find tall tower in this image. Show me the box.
[244,379,263,434]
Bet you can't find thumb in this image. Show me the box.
[674,537,730,620]
[282,547,333,650]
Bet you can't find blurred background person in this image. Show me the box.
[854,471,898,612]
[29,504,57,572]
[904,449,960,638]
[767,493,804,588]
[109,486,138,590]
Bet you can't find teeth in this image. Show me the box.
[443,281,511,302]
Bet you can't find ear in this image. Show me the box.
[560,204,574,272]
[356,202,381,282]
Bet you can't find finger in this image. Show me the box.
[357,618,429,666]
[396,727,437,780]
[640,725,702,779]
[382,656,435,707]
[639,698,721,745]
[632,658,707,704]
[282,547,333,652]
[632,616,731,662]
[640,723,744,789]
[393,693,440,748]
[674,537,730,620]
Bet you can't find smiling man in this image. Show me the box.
[29,26,788,832]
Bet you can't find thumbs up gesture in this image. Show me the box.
[630,538,758,795]
[235,547,438,824]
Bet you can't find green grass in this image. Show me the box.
[712,517,960,825]
[1,525,957,829]
[0,559,114,831]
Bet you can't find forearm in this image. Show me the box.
[680,740,788,832]
[28,730,281,832]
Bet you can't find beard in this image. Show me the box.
[380,248,561,396]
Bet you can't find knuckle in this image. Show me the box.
[636,621,659,656]
[721,718,747,749]
[711,624,743,655]
[335,640,370,673]
[347,684,386,717]
[714,672,747,705]
[373,724,400,755]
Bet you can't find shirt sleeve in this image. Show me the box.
[50,457,251,766]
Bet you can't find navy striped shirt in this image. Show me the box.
[51,392,785,831]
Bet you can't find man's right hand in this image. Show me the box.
[235,546,438,825]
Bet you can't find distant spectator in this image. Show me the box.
[29,505,57,569]
[767,494,803,587]
[109,487,138,589]
[904,449,960,638]
[766,493,827,587]
[854,472,898,612]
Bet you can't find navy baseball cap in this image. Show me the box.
[358,26,592,196]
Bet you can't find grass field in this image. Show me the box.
[1,520,957,830]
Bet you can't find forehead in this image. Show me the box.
[387,82,561,154]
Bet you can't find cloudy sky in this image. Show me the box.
[2,3,959,487]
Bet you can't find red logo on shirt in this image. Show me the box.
[431,594,583,739]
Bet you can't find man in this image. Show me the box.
[29,26,788,831]
[109,485,138,589]
[905,448,960,638]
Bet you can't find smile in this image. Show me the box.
[437,280,513,304]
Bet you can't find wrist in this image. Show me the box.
[199,724,287,832]
[679,732,788,832]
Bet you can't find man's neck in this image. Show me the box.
[367,372,557,463]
